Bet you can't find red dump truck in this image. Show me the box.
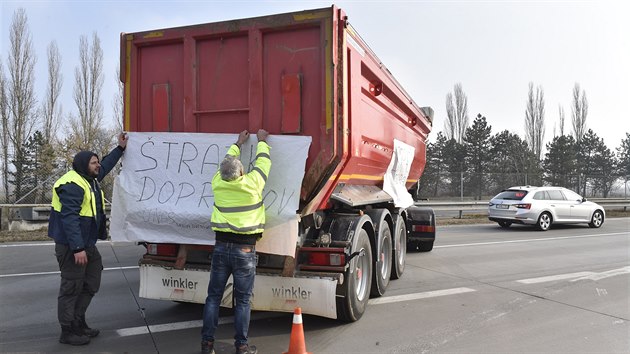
[118,5,435,322]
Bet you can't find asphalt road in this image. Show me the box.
[1,218,628,353]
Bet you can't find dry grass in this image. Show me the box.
[606,209,630,218]
[437,215,494,225]
[1,209,627,242]
[0,229,50,243]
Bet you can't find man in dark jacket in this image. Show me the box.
[48,133,127,346]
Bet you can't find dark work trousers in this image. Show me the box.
[55,244,103,326]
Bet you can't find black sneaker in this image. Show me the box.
[201,340,215,354]
[236,344,257,354]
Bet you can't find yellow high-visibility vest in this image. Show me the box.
[51,170,104,217]
[211,141,271,235]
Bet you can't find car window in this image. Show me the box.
[562,189,583,201]
[494,190,528,200]
[533,191,549,200]
[547,189,566,200]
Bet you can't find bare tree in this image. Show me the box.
[0,62,9,202]
[557,105,565,137]
[112,63,124,132]
[70,32,104,151]
[30,40,65,202]
[6,8,38,201]
[445,83,469,143]
[571,83,588,142]
[42,40,63,141]
[524,82,545,160]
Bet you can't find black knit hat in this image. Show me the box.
[72,151,99,178]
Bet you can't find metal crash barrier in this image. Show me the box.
[1,200,628,231]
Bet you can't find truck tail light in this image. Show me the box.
[412,224,435,233]
[308,252,345,266]
[147,244,178,257]
[515,203,531,209]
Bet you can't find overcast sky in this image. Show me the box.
[1,0,629,150]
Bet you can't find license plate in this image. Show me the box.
[497,204,509,209]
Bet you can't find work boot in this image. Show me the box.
[201,340,215,354]
[59,325,90,346]
[235,344,257,354]
[75,316,100,337]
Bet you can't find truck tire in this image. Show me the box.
[337,227,373,322]
[370,214,392,297]
[367,210,392,298]
[390,214,406,280]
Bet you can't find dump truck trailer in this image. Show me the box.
[117,5,435,322]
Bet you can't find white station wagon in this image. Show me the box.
[488,186,605,231]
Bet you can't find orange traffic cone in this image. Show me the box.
[283,307,312,354]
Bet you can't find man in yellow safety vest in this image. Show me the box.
[201,129,270,354]
[48,133,127,346]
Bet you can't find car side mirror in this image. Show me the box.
[581,197,587,202]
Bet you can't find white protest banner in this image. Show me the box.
[383,139,415,208]
[110,132,311,256]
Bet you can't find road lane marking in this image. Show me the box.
[3,232,626,250]
[115,287,477,337]
[108,264,630,337]
[571,266,630,282]
[116,312,282,337]
[117,319,202,336]
[516,266,630,284]
[0,265,139,278]
[368,287,476,305]
[0,240,134,248]
[435,232,629,249]
[516,272,596,284]
[0,242,54,247]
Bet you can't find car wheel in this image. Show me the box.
[589,210,604,228]
[537,212,552,231]
[498,221,512,228]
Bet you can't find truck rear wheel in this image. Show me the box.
[391,215,406,280]
[370,218,392,297]
[337,227,373,322]
[365,209,393,297]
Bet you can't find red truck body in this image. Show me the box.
[121,5,431,214]
[120,5,434,321]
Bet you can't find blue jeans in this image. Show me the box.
[201,241,256,348]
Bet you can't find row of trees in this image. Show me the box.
[419,83,629,199]
[1,8,123,204]
[1,8,628,204]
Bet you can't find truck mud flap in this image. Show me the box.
[405,206,436,252]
